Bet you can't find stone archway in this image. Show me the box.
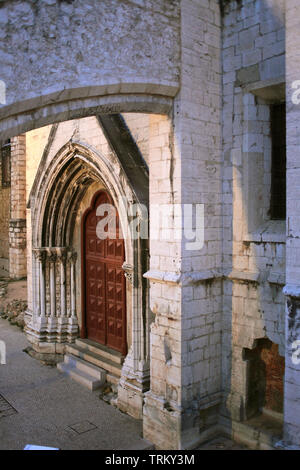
[0,0,231,450]
[0,0,180,141]
[26,138,150,419]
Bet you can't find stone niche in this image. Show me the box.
[244,338,285,420]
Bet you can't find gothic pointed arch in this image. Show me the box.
[26,130,150,412]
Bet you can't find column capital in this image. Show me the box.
[56,247,67,262]
[33,248,46,263]
[122,262,134,285]
[68,251,77,263]
[46,249,57,263]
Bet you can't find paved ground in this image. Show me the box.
[197,436,247,450]
[0,318,145,450]
[0,317,247,451]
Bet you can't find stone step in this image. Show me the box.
[107,373,120,388]
[75,338,124,365]
[63,353,106,381]
[66,343,123,378]
[57,361,105,391]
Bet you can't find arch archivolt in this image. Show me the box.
[25,140,150,398]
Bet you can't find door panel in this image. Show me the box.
[84,191,126,354]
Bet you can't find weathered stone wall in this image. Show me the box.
[143,0,223,449]
[284,0,300,449]
[0,0,180,140]
[25,125,52,311]
[220,0,286,428]
[9,135,27,279]
[122,113,150,164]
[0,155,10,275]
[2,0,300,451]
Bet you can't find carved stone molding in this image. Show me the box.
[33,248,47,263]
[68,251,78,264]
[122,262,134,285]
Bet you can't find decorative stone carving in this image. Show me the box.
[122,262,134,285]
[26,247,79,345]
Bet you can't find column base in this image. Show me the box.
[67,316,79,343]
[143,390,222,450]
[143,391,181,450]
[25,315,79,344]
[25,315,48,342]
[225,391,246,422]
[117,349,150,419]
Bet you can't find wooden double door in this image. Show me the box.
[82,190,126,355]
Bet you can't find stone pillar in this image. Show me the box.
[117,233,151,419]
[31,249,47,333]
[38,250,46,319]
[9,135,27,279]
[34,251,40,316]
[143,0,222,449]
[57,248,68,341]
[48,251,57,318]
[58,249,67,318]
[282,0,300,449]
[67,251,78,341]
[26,247,78,353]
[47,250,58,337]
[69,252,76,319]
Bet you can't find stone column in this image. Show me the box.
[57,248,68,341]
[67,251,78,342]
[58,249,67,318]
[143,0,222,449]
[38,250,46,319]
[117,247,151,419]
[9,135,27,279]
[70,251,76,319]
[31,249,47,334]
[33,251,40,317]
[282,0,300,449]
[48,251,57,318]
[47,250,57,337]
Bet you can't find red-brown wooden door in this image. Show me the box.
[83,190,126,355]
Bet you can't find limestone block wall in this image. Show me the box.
[0,0,180,140]
[143,0,223,449]
[284,0,300,448]
[122,114,150,165]
[221,0,286,424]
[0,154,10,275]
[179,0,222,443]
[9,135,27,279]
[26,125,52,310]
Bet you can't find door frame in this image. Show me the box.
[80,188,127,354]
